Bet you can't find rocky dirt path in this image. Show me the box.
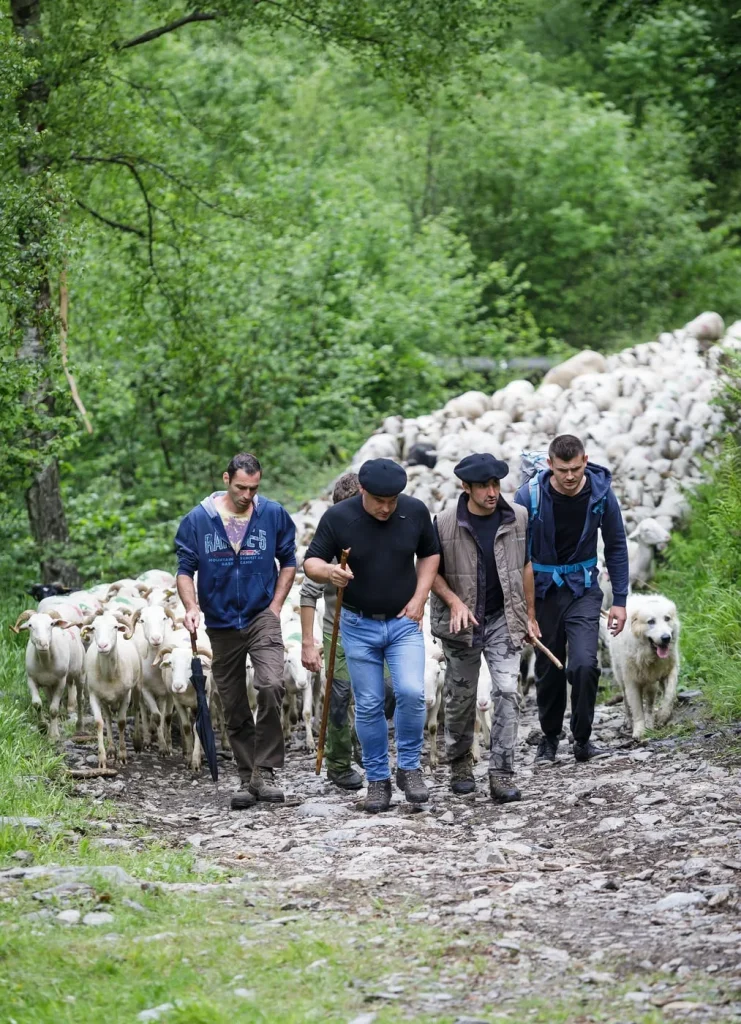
[67,696,741,1022]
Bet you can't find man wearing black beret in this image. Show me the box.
[304,458,440,813]
[430,453,540,802]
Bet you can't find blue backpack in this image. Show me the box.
[520,450,605,585]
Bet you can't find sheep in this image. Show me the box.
[82,613,142,769]
[282,639,319,752]
[684,311,724,342]
[444,390,491,420]
[628,518,672,587]
[10,610,84,740]
[137,569,176,590]
[153,642,213,772]
[129,606,174,756]
[37,596,86,626]
[472,661,492,763]
[424,654,444,769]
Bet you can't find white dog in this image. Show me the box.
[609,594,680,741]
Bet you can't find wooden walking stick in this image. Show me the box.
[531,635,564,671]
[316,548,351,775]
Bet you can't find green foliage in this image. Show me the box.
[654,436,741,719]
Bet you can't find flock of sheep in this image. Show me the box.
[11,311,737,770]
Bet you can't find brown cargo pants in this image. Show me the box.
[207,609,285,783]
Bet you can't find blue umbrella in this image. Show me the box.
[189,631,218,782]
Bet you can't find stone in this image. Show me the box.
[655,892,707,911]
[439,811,455,824]
[233,988,256,999]
[82,911,115,926]
[12,850,33,863]
[474,846,507,868]
[137,1005,175,1022]
[56,910,81,925]
[348,1015,377,1024]
[295,802,346,819]
[596,817,625,833]
[0,816,43,829]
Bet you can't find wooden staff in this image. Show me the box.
[315,548,351,775]
[531,635,564,671]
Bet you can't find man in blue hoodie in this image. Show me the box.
[514,434,629,763]
[175,452,297,809]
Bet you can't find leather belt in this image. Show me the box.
[342,603,395,621]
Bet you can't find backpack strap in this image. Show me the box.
[527,476,540,560]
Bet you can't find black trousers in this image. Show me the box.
[534,584,603,745]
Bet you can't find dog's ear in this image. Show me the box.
[630,610,644,639]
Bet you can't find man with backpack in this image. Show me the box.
[430,453,540,802]
[514,435,629,763]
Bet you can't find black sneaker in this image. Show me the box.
[489,774,522,804]
[573,740,612,763]
[450,753,476,795]
[230,785,258,811]
[327,767,364,791]
[535,735,559,763]
[364,778,392,814]
[396,767,429,804]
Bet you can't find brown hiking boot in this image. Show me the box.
[230,784,258,810]
[395,767,429,804]
[450,753,476,795]
[489,773,521,804]
[364,779,392,814]
[248,766,284,803]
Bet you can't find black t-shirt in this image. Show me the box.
[468,509,504,617]
[304,493,439,617]
[551,478,592,564]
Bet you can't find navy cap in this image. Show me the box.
[454,452,509,483]
[358,458,408,497]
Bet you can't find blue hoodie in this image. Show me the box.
[514,464,629,606]
[175,492,296,630]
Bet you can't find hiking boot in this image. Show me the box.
[248,766,285,803]
[450,753,476,795]
[396,767,429,804]
[230,784,258,811]
[364,778,392,814]
[573,740,611,763]
[327,766,364,791]
[535,735,559,763]
[489,773,521,804]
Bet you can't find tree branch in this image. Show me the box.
[74,197,147,238]
[71,154,155,268]
[114,11,218,51]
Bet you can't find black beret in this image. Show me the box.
[358,458,408,497]
[454,452,509,484]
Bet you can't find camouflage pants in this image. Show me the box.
[442,612,522,775]
[323,634,354,774]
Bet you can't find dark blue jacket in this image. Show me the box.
[175,492,296,630]
[514,464,629,607]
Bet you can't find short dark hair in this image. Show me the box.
[332,472,360,505]
[549,435,585,462]
[226,452,262,480]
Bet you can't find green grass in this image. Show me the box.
[652,446,741,721]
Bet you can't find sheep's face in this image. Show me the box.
[424,661,441,709]
[629,598,679,659]
[162,647,211,695]
[91,614,126,654]
[140,606,167,648]
[27,613,55,651]
[634,518,671,550]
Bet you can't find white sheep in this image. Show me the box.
[153,642,213,772]
[543,350,607,389]
[11,610,84,740]
[130,606,174,755]
[83,613,142,768]
[627,518,672,586]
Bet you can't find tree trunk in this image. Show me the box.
[12,0,81,587]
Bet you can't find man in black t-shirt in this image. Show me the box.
[304,458,440,814]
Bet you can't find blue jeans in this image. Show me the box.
[340,609,426,782]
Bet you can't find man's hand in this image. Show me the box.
[329,563,354,589]
[448,596,478,634]
[526,615,542,642]
[397,594,427,624]
[608,605,627,636]
[267,602,282,619]
[183,606,201,633]
[301,642,323,674]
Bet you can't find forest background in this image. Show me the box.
[2,0,741,622]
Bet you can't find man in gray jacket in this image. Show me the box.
[431,453,540,802]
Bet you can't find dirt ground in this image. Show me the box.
[67,691,741,1022]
